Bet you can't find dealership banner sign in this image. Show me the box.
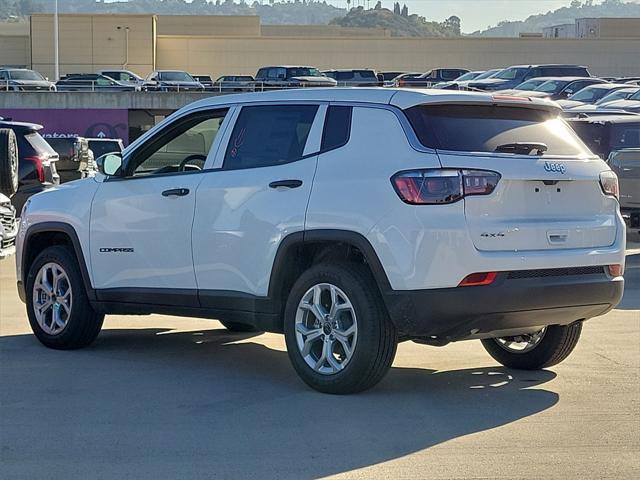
[0,109,129,144]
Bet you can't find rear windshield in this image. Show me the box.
[25,133,57,156]
[405,104,591,156]
[89,140,122,158]
[46,138,75,157]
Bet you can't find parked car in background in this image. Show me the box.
[595,87,640,106]
[212,75,255,92]
[557,84,632,109]
[511,77,606,101]
[600,89,640,113]
[439,68,503,90]
[0,68,56,92]
[87,138,124,160]
[0,192,17,258]
[192,75,215,90]
[46,136,95,183]
[144,71,205,92]
[394,68,469,88]
[377,71,405,85]
[56,74,140,92]
[568,115,640,229]
[468,64,591,91]
[322,69,379,87]
[389,72,422,87]
[254,66,337,89]
[97,69,145,86]
[433,70,484,88]
[0,118,59,213]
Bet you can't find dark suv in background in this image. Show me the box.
[46,136,95,183]
[568,115,640,229]
[0,118,59,213]
[322,69,379,87]
[254,66,337,89]
[87,138,124,159]
[468,64,591,91]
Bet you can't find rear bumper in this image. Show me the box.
[383,269,624,341]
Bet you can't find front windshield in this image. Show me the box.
[569,87,610,103]
[474,69,500,80]
[287,68,321,78]
[10,70,44,81]
[515,79,545,91]
[494,68,528,80]
[596,89,638,104]
[535,80,569,93]
[454,72,478,82]
[160,71,194,82]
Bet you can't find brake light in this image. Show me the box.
[599,171,619,200]
[398,79,405,87]
[24,156,45,183]
[459,272,498,287]
[391,169,500,205]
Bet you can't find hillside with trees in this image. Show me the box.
[475,0,640,37]
[330,4,461,37]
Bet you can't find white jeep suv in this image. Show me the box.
[16,88,625,394]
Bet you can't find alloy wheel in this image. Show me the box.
[32,262,73,336]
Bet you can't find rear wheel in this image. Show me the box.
[0,128,19,197]
[284,263,397,394]
[26,246,104,349]
[481,322,583,370]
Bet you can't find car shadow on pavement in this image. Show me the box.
[1,328,558,480]
[618,253,640,310]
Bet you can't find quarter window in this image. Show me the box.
[223,105,318,170]
[321,106,352,151]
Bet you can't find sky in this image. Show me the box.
[340,0,635,33]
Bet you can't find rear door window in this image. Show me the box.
[223,105,319,170]
[405,104,591,156]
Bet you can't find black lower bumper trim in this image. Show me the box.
[383,272,624,341]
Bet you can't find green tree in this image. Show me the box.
[374,1,382,9]
[393,2,400,15]
[401,3,408,17]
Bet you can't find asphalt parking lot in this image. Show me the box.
[1,247,638,480]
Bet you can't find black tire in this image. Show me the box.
[220,321,258,333]
[26,245,104,350]
[481,322,583,370]
[284,263,397,394]
[0,128,19,197]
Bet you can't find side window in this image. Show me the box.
[0,71,7,80]
[321,106,352,152]
[128,109,228,177]
[223,104,318,170]
[255,69,267,80]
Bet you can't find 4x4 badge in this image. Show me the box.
[544,162,566,174]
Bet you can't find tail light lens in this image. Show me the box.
[24,156,45,183]
[398,79,405,87]
[599,171,619,200]
[391,169,500,205]
[608,264,624,277]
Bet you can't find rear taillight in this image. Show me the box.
[391,169,500,205]
[24,156,45,182]
[459,272,498,287]
[608,264,624,277]
[398,79,405,87]
[599,171,619,200]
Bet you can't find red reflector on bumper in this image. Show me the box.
[459,272,498,287]
[608,264,624,277]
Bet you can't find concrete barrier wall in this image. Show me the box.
[157,35,640,78]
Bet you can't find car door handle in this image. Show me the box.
[269,179,303,189]
[161,188,190,197]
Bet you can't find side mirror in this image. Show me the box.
[96,153,123,176]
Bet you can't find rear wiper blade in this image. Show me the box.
[495,142,548,156]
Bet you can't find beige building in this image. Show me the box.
[2,14,640,79]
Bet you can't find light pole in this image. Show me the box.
[54,0,59,81]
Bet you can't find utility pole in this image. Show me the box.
[54,0,59,81]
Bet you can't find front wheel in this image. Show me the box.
[481,322,583,370]
[284,263,397,394]
[26,246,104,349]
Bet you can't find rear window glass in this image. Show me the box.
[611,125,640,151]
[89,141,122,158]
[322,106,352,151]
[405,104,590,156]
[26,133,57,156]
[46,138,75,158]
